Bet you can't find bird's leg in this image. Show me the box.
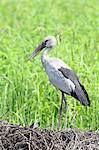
[70,111,77,129]
[58,94,63,130]
[62,92,68,129]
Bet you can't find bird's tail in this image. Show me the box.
[71,84,90,106]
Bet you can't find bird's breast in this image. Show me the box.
[42,59,75,94]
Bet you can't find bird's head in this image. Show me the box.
[44,36,57,49]
[29,36,57,60]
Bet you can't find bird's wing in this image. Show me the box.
[58,67,90,106]
[58,67,80,85]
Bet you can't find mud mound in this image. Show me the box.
[0,121,99,150]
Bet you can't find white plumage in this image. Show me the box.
[41,57,75,94]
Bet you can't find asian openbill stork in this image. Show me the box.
[30,36,90,128]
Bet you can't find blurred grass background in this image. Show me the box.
[0,0,99,130]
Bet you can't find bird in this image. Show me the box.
[29,36,90,129]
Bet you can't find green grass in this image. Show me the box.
[0,0,99,130]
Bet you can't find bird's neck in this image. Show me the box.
[41,48,51,64]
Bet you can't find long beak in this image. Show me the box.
[29,42,45,61]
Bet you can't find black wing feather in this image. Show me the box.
[58,67,90,106]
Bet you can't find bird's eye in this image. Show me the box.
[45,40,49,43]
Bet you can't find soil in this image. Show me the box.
[0,121,99,150]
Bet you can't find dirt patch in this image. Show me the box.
[0,121,99,150]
